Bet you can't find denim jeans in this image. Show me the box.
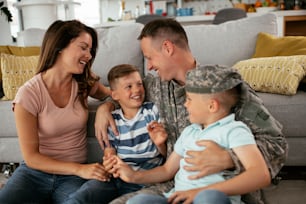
[0,162,86,204]
[126,189,232,204]
[65,178,144,204]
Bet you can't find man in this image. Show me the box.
[95,18,288,204]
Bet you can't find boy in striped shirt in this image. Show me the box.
[102,64,167,196]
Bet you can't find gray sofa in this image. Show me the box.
[1,13,306,194]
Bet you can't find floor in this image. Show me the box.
[1,164,306,203]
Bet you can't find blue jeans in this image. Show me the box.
[0,162,86,204]
[127,189,231,204]
[65,178,144,204]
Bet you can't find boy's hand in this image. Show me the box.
[103,147,117,174]
[113,157,136,182]
[147,121,168,146]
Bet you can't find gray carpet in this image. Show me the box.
[1,165,306,204]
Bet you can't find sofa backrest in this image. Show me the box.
[184,13,278,67]
[92,23,144,85]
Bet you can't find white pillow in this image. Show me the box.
[92,23,144,85]
[184,13,278,67]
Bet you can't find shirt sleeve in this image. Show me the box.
[12,79,41,117]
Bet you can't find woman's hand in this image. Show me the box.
[77,163,111,182]
[184,140,234,179]
[95,102,118,149]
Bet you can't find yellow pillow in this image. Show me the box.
[233,55,306,95]
[0,46,40,84]
[252,32,306,58]
[0,46,40,56]
[1,53,39,100]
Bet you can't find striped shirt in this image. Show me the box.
[108,102,164,171]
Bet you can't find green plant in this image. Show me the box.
[0,1,13,22]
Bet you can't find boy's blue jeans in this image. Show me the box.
[65,177,144,204]
[126,189,232,204]
[0,162,86,204]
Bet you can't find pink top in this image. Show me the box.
[13,73,88,163]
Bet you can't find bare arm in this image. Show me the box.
[147,121,168,157]
[89,82,111,100]
[114,152,181,184]
[15,104,110,181]
[94,101,118,149]
[169,145,271,204]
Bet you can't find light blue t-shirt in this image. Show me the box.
[164,113,255,204]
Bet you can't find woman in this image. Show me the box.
[0,20,111,204]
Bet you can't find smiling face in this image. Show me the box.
[184,92,212,126]
[57,32,93,74]
[141,37,177,82]
[111,71,145,118]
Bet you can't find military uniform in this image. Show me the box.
[110,65,288,204]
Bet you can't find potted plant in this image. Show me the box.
[0,1,12,22]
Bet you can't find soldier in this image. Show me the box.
[95,18,288,204]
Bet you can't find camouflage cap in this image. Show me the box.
[185,65,243,94]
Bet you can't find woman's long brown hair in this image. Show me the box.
[36,20,99,109]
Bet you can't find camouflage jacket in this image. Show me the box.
[110,72,288,204]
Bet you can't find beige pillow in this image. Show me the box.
[233,55,306,95]
[1,53,39,100]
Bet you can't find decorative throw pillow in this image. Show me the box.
[252,32,306,58]
[0,46,40,98]
[233,55,306,95]
[0,46,40,79]
[1,53,39,100]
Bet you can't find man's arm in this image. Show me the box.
[234,84,288,178]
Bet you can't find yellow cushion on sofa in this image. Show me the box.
[233,55,306,95]
[0,45,40,56]
[0,46,40,82]
[1,53,39,100]
[252,32,306,58]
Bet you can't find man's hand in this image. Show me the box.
[95,102,118,149]
[184,140,234,179]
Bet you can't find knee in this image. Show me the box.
[193,189,231,204]
[127,194,148,204]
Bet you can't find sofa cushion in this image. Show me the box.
[253,32,306,58]
[0,46,40,98]
[1,53,39,100]
[233,55,306,95]
[92,23,144,86]
[184,13,278,67]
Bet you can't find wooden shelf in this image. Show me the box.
[284,15,306,36]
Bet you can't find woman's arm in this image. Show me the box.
[14,104,110,181]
